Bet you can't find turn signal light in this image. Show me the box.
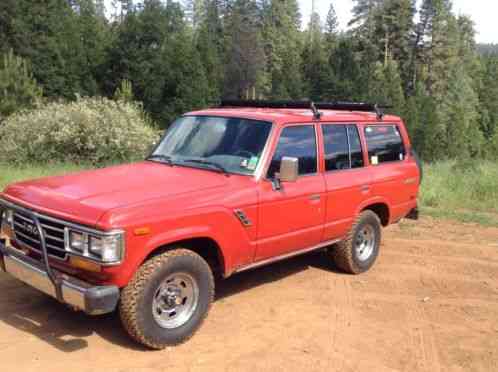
[69,256,101,273]
[133,227,151,236]
[0,224,13,242]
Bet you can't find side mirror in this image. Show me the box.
[271,157,299,191]
[279,157,299,183]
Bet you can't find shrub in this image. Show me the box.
[114,79,134,102]
[0,97,158,164]
[0,49,43,121]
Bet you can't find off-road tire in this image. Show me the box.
[119,249,214,349]
[330,210,381,274]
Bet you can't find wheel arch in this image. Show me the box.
[143,236,226,278]
[360,202,390,227]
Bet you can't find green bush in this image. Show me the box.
[0,97,157,164]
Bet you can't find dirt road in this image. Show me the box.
[0,217,497,372]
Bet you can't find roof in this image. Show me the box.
[187,108,401,125]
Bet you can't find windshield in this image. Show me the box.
[151,116,272,175]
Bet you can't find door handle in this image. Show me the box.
[309,194,321,201]
[360,185,371,193]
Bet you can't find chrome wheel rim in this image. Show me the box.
[355,225,376,262]
[152,272,199,329]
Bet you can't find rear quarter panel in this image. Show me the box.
[360,120,420,223]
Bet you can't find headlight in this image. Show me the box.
[89,235,123,262]
[68,229,124,264]
[0,209,14,239]
[2,209,13,226]
[69,231,87,253]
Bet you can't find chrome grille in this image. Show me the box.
[12,212,67,259]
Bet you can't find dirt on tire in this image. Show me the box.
[0,216,497,371]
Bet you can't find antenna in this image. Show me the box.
[310,101,322,120]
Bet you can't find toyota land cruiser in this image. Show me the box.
[0,101,420,349]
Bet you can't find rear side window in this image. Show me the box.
[267,125,317,178]
[322,124,364,171]
[364,125,406,165]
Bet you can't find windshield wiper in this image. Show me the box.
[182,159,229,176]
[146,154,174,166]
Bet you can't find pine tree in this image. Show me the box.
[349,0,383,45]
[418,0,457,102]
[195,0,224,101]
[375,0,415,91]
[224,0,266,98]
[478,56,498,141]
[404,81,426,152]
[0,49,42,120]
[348,0,384,99]
[105,0,210,126]
[0,0,84,98]
[95,0,106,18]
[439,63,482,158]
[71,0,111,96]
[369,58,406,115]
[262,0,304,99]
[324,37,364,101]
[325,3,339,45]
[302,11,328,100]
[183,0,206,28]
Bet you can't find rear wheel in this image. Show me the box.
[119,249,214,349]
[329,210,381,274]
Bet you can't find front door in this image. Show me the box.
[256,124,326,261]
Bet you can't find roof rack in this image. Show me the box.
[219,100,392,120]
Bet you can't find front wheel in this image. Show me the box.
[119,249,214,349]
[329,210,381,274]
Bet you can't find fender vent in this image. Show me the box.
[234,210,252,227]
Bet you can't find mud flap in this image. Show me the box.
[406,208,420,220]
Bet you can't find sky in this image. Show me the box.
[299,0,498,44]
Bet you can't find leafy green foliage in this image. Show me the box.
[0,98,157,164]
[0,49,42,121]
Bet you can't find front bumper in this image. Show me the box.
[0,240,119,315]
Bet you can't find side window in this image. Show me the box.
[323,125,349,171]
[348,125,365,169]
[267,125,317,178]
[322,124,364,171]
[364,125,406,165]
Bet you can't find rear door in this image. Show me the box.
[256,124,326,261]
[321,124,372,240]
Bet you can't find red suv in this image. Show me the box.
[0,101,420,349]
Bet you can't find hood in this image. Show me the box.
[2,162,229,227]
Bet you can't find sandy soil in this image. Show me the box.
[0,217,497,372]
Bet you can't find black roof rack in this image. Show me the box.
[219,100,392,120]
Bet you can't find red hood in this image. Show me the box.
[2,162,229,227]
